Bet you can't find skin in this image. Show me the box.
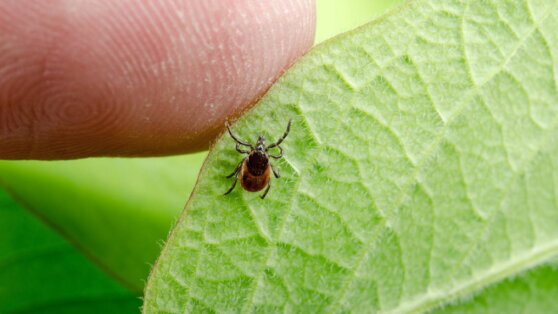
[0,0,315,159]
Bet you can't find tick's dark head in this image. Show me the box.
[256,135,265,146]
[253,135,265,153]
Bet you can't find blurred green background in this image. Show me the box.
[315,0,405,43]
[0,0,404,312]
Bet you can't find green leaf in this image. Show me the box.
[0,189,140,313]
[430,260,558,314]
[0,153,205,292]
[143,0,558,312]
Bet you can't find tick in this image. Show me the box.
[224,119,292,199]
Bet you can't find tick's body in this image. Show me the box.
[240,154,270,192]
[224,120,291,199]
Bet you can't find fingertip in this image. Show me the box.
[0,0,316,159]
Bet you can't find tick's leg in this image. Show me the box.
[266,119,292,149]
[236,144,251,154]
[260,183,271,199]
[226,158,245,178]
[224,175,239,195]
[226,122,253,148]
[268,145,283,159]
[271,163,280,178]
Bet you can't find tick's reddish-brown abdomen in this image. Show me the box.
[240,161,270,192]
